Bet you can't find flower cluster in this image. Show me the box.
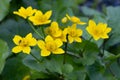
[13,6,52,25]
[12,6,112,57]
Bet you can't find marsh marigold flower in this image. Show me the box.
[86,20,112,40]
[64,24,83,43]
[57,29,68,42]
[45,22,62,38]
[12,33,37,54]
[13,6,37,19]
[28,10,52,25]
[45,22,67,42]
[38,35,64,57]
[66,14,86,25]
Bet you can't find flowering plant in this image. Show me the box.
[12,6,112,79]
[0,0,120,80]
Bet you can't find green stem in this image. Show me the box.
[28,21,44,40]
[63,34,68,64]
[30,53,41,63]
[109,66,116,78]
[67,51,80,58]
[99,40,105,57]
[41,26,45,39]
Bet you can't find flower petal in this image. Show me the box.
[41,49,51,57]
[86,26,94,36]
[13,35,22,45]
[37,40,45,49]
[45,35,54,42]
[61,17,67,23]
[74,37,82,42]
[93,35,100,41]
[41,20,51,25]
[26,6,32,11]
[23,47,31,54]
[19,7,25,13]
[68,36,74,43]
[71,16,80,23]
[52,48,64,54]
[78,21,86,25]
[29,38,37,46]
[12,46,22,53]
[105,27,112,33]
[26,33,32,39]
[101,34,109,39]
[55,39,63,47]
[50,22,59,30]
[66,14,71,20]
[44,10,52,19]
[63,28,68,35]
[71,24,77,29]
[35,10,43,16]
[89,20,96,27]
[77,29,83,36]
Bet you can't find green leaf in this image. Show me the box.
[44,56,63,75]
[68,40,99,65]
[23,48,46,72]
[0,0,11,21]
[62,64,73,74]
[87,62,117,80]
[81,6,103,16]
[93,15,107,23]
[23,48,63,75]
[106,6,120,48]
[30,70,49,80]
[0,39,9,74]
[65,70,86,80]
[1,56,30,80]
[87,66,105,80]
[110,62,120,79]
[0,19,33,48]
[103,50,120,62]
[81,41,99,65]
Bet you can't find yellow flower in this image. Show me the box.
[66,14,86,25]
[28,10,52,25]
[45,22,67,42]
[13,6,37,19]
[45,21,62,38]
[61,17,68,23]
[12,33,37,54]
[86,20,112,40]
[22,75,30,80]
[56,29,68,42]
[38,35,64,57]
[65,24,83,43]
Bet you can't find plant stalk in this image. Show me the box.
[63,34,68,64]
[28,21,44,40]
[30,53,41,63]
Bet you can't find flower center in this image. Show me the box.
[45,42,57,51]
[69,30,77,37]
[48,29,54,35]
[19,38,29,47]
[93,28,103,37]
[38,16,47,22]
